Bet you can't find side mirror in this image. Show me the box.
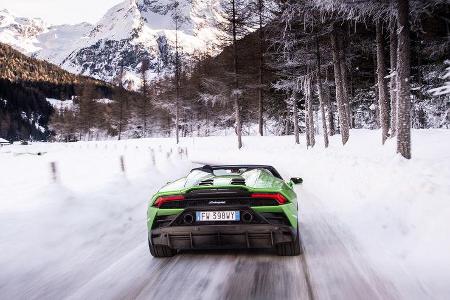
[290,177,303,184]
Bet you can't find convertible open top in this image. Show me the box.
[190,164,283,180]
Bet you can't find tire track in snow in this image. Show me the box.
[67,245,312,300]
[300,235,316,300]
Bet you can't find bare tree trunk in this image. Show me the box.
[293,93,299,144]
[167,115,171,137]
[331,27,350,145]
[316,37,329,148]
[396,0,411,159]
[306,77,315,148]
[305,106,310,146]
[389,22,398,137]
[141,59,149,138]
[205,109,209,136]
[338,30,352,128]
[175,17,180,145]
[376,21,390,144]
[118,98,123,141]
[373,50,380,128]
[325,67,335,136]
[232,0,242,149]
[257,0,264,136]
[143,98,148,137]
[285,111,291,136]
[117,64,124,141]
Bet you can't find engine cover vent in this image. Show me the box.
[231,178,246,185]
[198,179,214,186]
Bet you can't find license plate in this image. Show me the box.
[196,211,240,222]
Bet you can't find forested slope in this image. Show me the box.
[167,1,449,138]
[0,43,112,141]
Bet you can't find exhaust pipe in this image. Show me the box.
[183,213,195,225]
[242,212,253,223]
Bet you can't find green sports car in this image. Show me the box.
[147,165,303,257]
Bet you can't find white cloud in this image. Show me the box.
[0,0,124,25]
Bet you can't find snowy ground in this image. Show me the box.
[0,130,449,299]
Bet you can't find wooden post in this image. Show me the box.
[151,149,156,165]
[120,156,125,173]
[50,162,58,182]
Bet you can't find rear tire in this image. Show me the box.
[149,238,176,258]
[276,226,303,256]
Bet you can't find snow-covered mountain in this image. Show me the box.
[59,0,211,88]
[0,9,92,62]
[0,9,47,53]
[0,0,215,89]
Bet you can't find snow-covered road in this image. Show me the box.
[63,185,409,300]
[1,130,449,299]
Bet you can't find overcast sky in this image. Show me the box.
[0,0,123,25]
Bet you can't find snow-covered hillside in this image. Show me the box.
[0,0,215,89]
[36,23,93,64]
[0,130,449,298]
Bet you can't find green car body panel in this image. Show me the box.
[147,165,302,257]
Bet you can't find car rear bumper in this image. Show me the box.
[150,224,296,250]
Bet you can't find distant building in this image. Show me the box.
[0,138,10,147]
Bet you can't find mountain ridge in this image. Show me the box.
[0,0,214,89]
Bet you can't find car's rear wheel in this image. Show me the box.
[276,226,303,256]
[149,238,176,257]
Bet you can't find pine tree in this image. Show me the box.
[396,0,412,158]
[214,0,252,149]
[140,58,150,137]
[376,21,390,144]
[111,64,129,140]
[338,27,352,128]
[256,0,265,136]
[306,76,315,147]
[292,93,300,144]
[389,21,398,137]
[331,25,350,145]
[316,37,329,148]
[324,68,335,136]
[77,83,99,141]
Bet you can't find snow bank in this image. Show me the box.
[189,130,450,298]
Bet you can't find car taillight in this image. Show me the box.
[154,195,185,207]
[251,193,287,205]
